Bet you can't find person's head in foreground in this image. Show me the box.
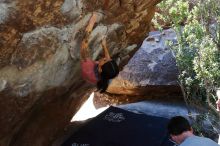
[167,116,220,146]
[97,59,119,93]
[167,116,193,144]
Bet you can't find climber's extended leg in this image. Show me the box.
[80,13,97,61]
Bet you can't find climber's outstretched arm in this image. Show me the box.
[101,38,111,60]
[80,13,97,61]
[97,38,112,73]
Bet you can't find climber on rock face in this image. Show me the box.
[80,13,119,93]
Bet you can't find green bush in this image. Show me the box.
[153,0,220,107]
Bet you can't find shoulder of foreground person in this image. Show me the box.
[180,136,219,146]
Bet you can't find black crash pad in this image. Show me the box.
[62,106,174,146]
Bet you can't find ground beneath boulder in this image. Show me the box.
[52,94,210,146]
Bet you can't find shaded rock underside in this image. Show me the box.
[0,0,184,146]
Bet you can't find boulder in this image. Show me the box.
[107,29,181,96]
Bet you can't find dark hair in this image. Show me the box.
[97,60,119,93]
[167,116,191,136]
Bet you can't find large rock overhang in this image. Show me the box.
[0,0,163,146]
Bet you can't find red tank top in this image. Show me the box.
[81,59,99,84]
